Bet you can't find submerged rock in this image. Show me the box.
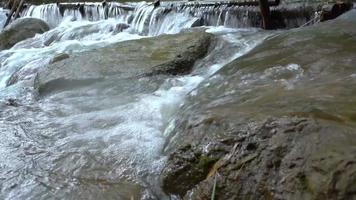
[5,98,20,107]
[35,31,213,94]
[161,11,356,199]
[0,18,49,50]
[112,23,130,34]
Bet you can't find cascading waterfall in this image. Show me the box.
[22,2,207,35]
[20,1,319,35]
[21,2,134,28]
[22,4,63,27]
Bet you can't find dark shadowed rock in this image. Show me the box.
[113,23,130,34]
[153,0,160,8]
[35,31,213,94]
[160,12,356,199]
[0,18,49,50]
[320,2,353,22]
[5,98,20,107]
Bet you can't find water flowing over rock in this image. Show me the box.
[22,2,134,28]
[35,31,213,95]
[20,1,322,33]
[161,10,356,199]
[0,18,49,50]
[0,22,266,198]
[1,0,355,199]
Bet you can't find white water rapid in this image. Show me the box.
[0,3,271,200]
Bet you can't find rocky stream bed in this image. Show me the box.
[0,1,355,200]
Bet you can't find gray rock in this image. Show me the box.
[320,2,353,22]
[0,18,50,50]
[35,31,213,94]
[337,8,356,22]
[113,23,130,34]
[160,14,356,199]
[50,53,70,64]
[6,52,69,86]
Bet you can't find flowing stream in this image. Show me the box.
[0,2,271,199]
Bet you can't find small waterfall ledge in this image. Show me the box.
[19,1,322,34]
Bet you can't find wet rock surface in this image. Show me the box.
[36,31,213,94]
[320,2,353,22]
[0,29,215,199]
[0,18,49,50]
[161,11,356,199]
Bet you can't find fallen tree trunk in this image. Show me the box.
[4,0,19,28]
[14,0,25,19]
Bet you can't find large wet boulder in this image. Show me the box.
[160,11,356,199]
[0,18,49,50]
[35,31,213,94]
